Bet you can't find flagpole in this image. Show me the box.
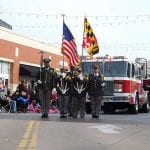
[39,50,44,80]
[81,17,86,71]
[61,14,65,71]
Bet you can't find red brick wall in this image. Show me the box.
[0,39,64,68]
[0,39,68,89]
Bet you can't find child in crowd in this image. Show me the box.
[49,90,59,114]
[27,100,40,113]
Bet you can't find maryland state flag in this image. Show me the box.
[82,18,99,56]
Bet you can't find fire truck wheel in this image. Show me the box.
[142,103,149,113]
[128,105,138,114]
[128,97,139,114]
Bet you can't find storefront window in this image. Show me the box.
[0,61,10,78]
[1,62,9,74]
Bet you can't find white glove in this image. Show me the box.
[78,74,83,80]
[101,82,105,86]
[96,73,99,76]
[37,80,42,84]
[61,73,66,79]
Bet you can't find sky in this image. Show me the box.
[0,0,150,61]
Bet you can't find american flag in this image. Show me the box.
[62,22,80,67]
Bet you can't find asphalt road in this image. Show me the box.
[0,112,150,150]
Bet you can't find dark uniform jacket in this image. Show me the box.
[87,73,104,97]
[72,75,88,97]
[55,75,72,96]
[37,67,55,91]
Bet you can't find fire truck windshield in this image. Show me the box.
[82,61,127,77]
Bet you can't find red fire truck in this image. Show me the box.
[82,56,150,114]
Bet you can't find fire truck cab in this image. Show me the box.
[82,56,150,114]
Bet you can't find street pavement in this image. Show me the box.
[0,112,150,150]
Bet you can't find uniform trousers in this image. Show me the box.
[89,96,102,117]
[58,95,69,116]
[67,95,73,116]
[39,89,51,115]
[72,96,86,118]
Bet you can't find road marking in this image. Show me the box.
[17,120,40,150]
[89,124,122,134]
[17,121,34,149]
[28,121,40,149]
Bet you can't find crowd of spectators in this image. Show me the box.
[0,79,58,114]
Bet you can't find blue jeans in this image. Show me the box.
[10,101,17,112]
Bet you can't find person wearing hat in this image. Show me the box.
[55,68,72,118]
[71,67,88,118]
[87,64,104,118]
[37,58,56,118]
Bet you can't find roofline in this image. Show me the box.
[0,26,62,56]
[0,57,14,63]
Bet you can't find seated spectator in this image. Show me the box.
[28,83,39,105]
[16,80,30,113]
[27,100,40,113]
[17,79,29,99]
[17,96,29,113]
[11,90,20,113]
[49,105,59,114]
[0,95,9,108]
[11,89,29,113]
[49,90,59,114]
[51,89,58,108]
